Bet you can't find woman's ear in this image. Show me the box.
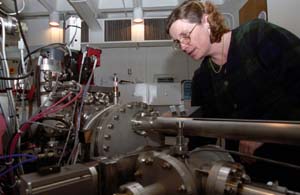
[202,14,211,34]
[203,14,208,22]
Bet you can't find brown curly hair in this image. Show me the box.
[166,0,229,43]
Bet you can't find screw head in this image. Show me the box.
[139,158,146,163]
[162,162,171,169]
[145,158,153,165]
[107,123,114,129]
[177,184,187,192]
[103,145,110,151]
[134,170,142,178]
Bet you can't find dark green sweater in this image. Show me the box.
[191,19,300,191]
[192,19,300,120]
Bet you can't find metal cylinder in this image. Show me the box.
[133,117,300,145]
[0,16,18,34]
[113,73,119,105]
[121,182,165,195]
[239,184,287,195]
[40,48,64,72]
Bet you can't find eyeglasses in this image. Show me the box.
[173,23,198,50]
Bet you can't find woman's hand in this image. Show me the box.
[239,140,263,164]
[161,111,173,117]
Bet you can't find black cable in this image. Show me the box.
[0,43,66,80]
[38,117,70,128]
[13,0,32,69]
[190,147,300,171]
[67,25,78,47]
[0,0,33,81]
[6,0,33,171]
[24,43,67,61]
[0,71,33,80]
[14,0,40,109]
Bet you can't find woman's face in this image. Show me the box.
[169,18,211,60]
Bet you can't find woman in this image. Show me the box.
[166,0,300,191]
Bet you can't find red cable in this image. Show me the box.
[9,86,83,160]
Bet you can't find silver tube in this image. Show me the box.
[142,183,165,195]
[240,184,296,195]
[134,117,300,145]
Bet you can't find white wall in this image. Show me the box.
[25,18,63,46]
[94,47,199,86]
[268,0,300,37]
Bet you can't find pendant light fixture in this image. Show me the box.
[133,0,143,23]
[49,11,60,27]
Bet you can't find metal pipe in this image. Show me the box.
[239,184,300,195]
[113,73,119,105]
[133,117,300,145]
[142,183,165,195]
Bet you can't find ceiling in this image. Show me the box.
[1,0,246,30]
[15,0,243,17]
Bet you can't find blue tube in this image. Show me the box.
[0,154,37,177]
